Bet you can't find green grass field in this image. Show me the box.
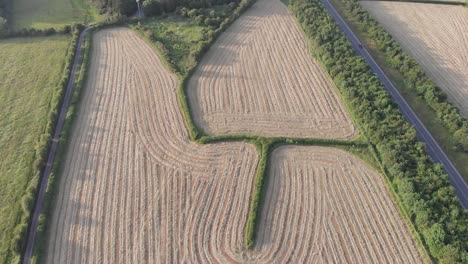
[0,35,70,263]
[134,16,209,75]
[11,0,103,30]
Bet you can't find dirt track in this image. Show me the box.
[188,0,356,138]
[362,2,468,117]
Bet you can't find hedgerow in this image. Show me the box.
[344,0,468,153]
[289,0,467,262]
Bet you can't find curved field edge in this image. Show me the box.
[288,0,465,262]
[133,0,259,141]
[45,27,260,263]
[255,145,425,263]
[186,0,357,139]
[0,32,79,263]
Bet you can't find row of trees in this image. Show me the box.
[289,0,467,262]
[345,0,468,152]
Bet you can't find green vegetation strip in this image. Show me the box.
[333,0,468,181]
[0,31,79,263]
[288,0,467,262]
[345,0,468,154]
[30,29,92,264]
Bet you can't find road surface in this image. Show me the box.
[22,27,89,264]
[320,0,468,208]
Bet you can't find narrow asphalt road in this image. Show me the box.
[320,0,468,208]
[22,27,89,264]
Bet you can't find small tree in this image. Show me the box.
[143,0,163,16]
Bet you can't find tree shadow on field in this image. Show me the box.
[363,1,468,116]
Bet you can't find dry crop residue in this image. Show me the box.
[188,0,356,138]
[45,28,259,263]
[249,146,424,263]
[361,2,468,117]
[45,28,424,263]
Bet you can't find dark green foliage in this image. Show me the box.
[143,0,164,16]
[344,0,468,154]
[289,0,467,262]
[245,139,270,249]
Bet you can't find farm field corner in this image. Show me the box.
[188,0,357,138]
[0,35,70,263]
[361,1,468,117]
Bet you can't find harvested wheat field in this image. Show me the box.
[361,2,468,116]
[249,146,424,263]
[45,28,260,263]
[44,26,422,264]
[188,0,356,138]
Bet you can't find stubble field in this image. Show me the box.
[188,0,356,138]
[361,2,468,117]
[45,28,259,263]
[44,27,424,263]
[250,146,424,263]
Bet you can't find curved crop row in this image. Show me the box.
[188,0,356,139]
[45,28,259,263]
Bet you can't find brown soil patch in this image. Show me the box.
[188,0,356,138]
[362,2,468,117]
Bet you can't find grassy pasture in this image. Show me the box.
[11,0,102,30]
[0,35,70,263]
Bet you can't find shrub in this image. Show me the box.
[143,0,164,16]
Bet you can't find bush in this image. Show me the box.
[143,0,164,16]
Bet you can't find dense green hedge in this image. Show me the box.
[8,27,83,262]
[244,139,271,249]
[289,0,467,262]
[29,29,92,264]
[345,0,468,152]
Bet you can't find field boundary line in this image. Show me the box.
[22,27,89,264]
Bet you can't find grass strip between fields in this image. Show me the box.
[2,29,83,263]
